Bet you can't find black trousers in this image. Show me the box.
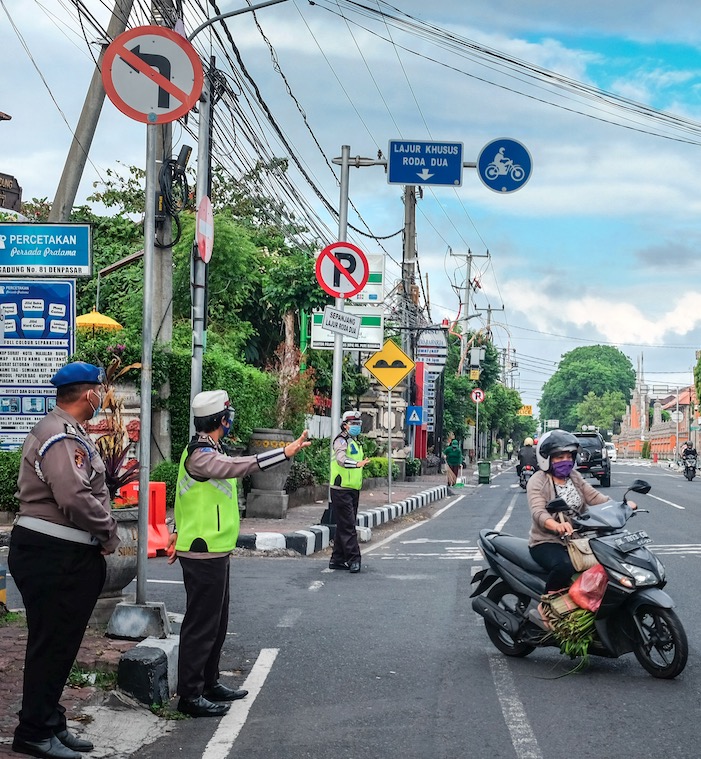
[8,526,106,742]
[529,541,575,592]
[330,487,361,564]
[178,555,230,698]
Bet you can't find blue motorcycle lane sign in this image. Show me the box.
[477,138,532,194]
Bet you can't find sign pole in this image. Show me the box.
[387,388,393,503]
[136,124,157,605]
[190,69,211,436]
[330,146,350,469]
[475,401,480,460]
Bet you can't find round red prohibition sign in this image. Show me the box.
[315,242,369,298]
[102,26,203,124]
[471,388,485,404]
[196,195,214,263]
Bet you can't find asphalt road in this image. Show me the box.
[7,462,701,758]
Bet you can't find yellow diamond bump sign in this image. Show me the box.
[364,340,415,390]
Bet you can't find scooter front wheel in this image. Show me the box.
[632,605,688,679]
[484,582,535,657]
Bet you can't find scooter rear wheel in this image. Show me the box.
[484,582,535,657]
[632,605,688,679]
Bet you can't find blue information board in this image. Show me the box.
[388,140,463,186]
[0,279,76,450]
[477,138,532,194]
[0,223,91,277]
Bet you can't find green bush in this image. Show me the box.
[285,460,316,493]
[150,460,179,511]
[405,457,422,477]
[296,437,331,485]
[363,457,400,480]
[167,347,278,457]
[0,450,21,512]
[641,440,651,459]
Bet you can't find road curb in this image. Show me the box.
[235,484,449,555]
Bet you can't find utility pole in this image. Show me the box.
[449,249,489,373]
[402,185,417,447]
[49,0,135,221]
[151,0,175,465]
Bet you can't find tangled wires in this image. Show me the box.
[155,144,192,248]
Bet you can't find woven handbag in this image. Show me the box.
[566,537,598,572]
[556,513,597,572]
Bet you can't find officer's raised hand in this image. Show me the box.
[284,429,311,458]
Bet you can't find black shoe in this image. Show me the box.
[177,696,230,717]
[12,735,82,758]
[328,560,350,570]
[54,731,93,753]
[203,683,248,702]
[349,561,361,573]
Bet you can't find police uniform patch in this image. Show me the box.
[74,448,86,468]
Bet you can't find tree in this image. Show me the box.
[574,390,627,433]
[539,346,636,431]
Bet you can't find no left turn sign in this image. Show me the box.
[102,26,203,124]
[315,242,369,299]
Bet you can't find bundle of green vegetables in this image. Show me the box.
[549,607,596,661]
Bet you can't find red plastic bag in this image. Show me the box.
[569,563,607,612]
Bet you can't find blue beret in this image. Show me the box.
[50,362,105,388]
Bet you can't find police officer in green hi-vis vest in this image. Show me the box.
[167,390,310,718]
[329,410,370,574]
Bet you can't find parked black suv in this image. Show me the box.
[573,431,611,487]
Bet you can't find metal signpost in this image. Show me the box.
[471,387,485,459]
[102,25,203,606]
[364,341,415,502]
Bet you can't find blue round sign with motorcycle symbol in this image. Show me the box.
[477,138,532,193]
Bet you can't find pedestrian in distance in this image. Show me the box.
[443,439,463,486]
[167,390,310,718]
[328,410,370,573]
[506,438,514,461]
[9,361,120,759]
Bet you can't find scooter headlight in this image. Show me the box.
[620,562,658,587]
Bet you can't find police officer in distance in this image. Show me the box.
[328,410,370,574]
[9,362,119,759]
[168,390,310,718]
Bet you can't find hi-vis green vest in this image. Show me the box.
[330,435,364,490]
[174,447,239,553]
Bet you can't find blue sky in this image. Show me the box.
[3,1,701,416]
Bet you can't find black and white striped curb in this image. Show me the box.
[236,484,449,556]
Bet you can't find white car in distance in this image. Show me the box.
[605,442,617,462]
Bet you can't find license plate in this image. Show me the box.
[614,530,652,553]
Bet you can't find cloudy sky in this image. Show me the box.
[4,0,701,416]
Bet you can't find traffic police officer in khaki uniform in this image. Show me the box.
[328,410,370,574]
[168,390,310,717]
[9,361,119,759]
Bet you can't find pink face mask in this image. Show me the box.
[551,459,574,478]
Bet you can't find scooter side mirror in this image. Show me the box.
[545,497,569,514]
[628,479,651,494]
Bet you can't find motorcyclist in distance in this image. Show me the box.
[516,437,538,476]
[681,441,697,459]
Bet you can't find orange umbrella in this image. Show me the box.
[76,310,123,331]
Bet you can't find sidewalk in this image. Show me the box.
[0,465,486,754]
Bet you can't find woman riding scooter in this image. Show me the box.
[527,430,636,618]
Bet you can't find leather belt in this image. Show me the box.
[15,515,99,545]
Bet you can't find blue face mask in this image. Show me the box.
[88,389,102,419]
[348,424,362,437]
[221,418,232,438]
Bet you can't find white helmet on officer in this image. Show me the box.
[341,410,362,437]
